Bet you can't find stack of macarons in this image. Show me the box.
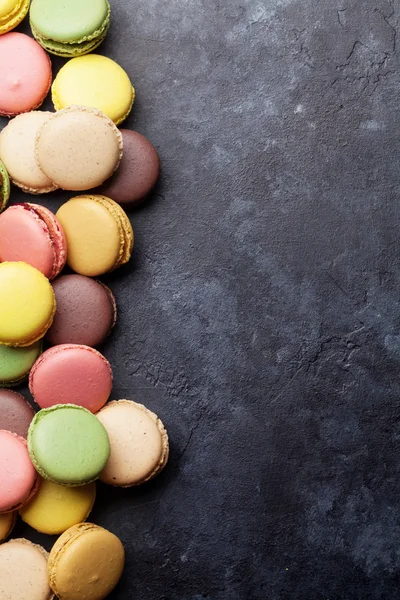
[0,1,169,599]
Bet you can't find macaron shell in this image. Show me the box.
[0,511,16,542]
[0,390,35,436]
[0,160,10,211]
[97,400,169,486]
[0,341,42,387]
[29,344,112,413]
[0,33,52,116]
[0,0,30,35]
[52,54,135,125]
[0,539,54,600]
[20,478,96,535]
[48,523,124,600]
[0,430,38,512]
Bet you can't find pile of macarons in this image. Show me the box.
[0,2,167,600]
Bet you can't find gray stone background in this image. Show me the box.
[1,0,400,598]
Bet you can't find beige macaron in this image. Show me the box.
[0,538,54,600]
[0,112,57,194]
[35,105,123,191]
[96,400,169,487]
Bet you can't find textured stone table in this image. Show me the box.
[1,0,400,598]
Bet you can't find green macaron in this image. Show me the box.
[27,404,110,486]
[0,342,42,387]
[0,160,10,213]
[30,0,110,58]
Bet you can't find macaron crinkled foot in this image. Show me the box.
[48,523,124,600]
[0,262,56,347]
[0,389,36,437]
[35,105,123,191]
[0,159,10,211]
[30,0,110,57]
[56,195,134,277]
[0,33,52,116]
[28,404,110,486]
[0,538,54,600]
[0,429,38,512]
[0,203,67,279]
[97,400,169,487]
[0,511,16,542]
[29,344,113,413]
[0,111,58,194]
[52,54,135,125]
[0,0,30,35]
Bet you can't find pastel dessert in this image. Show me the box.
[52,54,135,125]
[0,262,56,347]
[35,106,123,191]
[0,389,35,436]
[100,129,160,206]
[97,400,169,487]
[0,511,16,542]
[30,0,110,57]
[0,342,42,388]
[48,523,124,600]
[0,159,10,211]
[29,344,112,413]
[0,430,38,512]
[0,32,52,116]
[46,275,117,347]
[0,0,30,35]
[20,478,96,535]
[0,203,67,279]
[0,112,57,193]
[0,539,54,600]
[28,404,110,485]
[56,195,133,276]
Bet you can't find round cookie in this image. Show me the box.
[0,342,42,388]
[0,262,56,347]
[52,54,135,125]
[30,0,110,57]
[28,404,110,485]
[35,106,123,191]
[0,112,57,194]
[20,478,96,535]
[0,390,35,437]
[0,539,54,600]
[0,33,52,116]
[46,275,117,347]
[0,511,16,542]
[48,523,124,600]
[0,159,10,212]
[0,0,30,35]
[97,400,169,487]
[100,130,160,206]
[56,195,133,276]
[0,430,38,512]
[29,344,112,413]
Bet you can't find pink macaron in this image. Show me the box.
[29,344,113,414]
[0,203,67,280]
[0,429,38,512]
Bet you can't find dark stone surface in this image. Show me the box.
[1,0,400,597]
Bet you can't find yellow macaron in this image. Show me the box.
[52,54,135,125]
[56,195,134,277]
[0,511,16,542]
[0,0,30,35]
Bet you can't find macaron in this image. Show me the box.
[0,203,67,279]
[56,195,134,276]
[0,32,52,116]
[0,342,42,388]
[48,523,124,600]
[35,106,123,191]
[0,262,56,347]
[30,0,110,57]
[0,0,30,35]
[0,430,38,512]
[46,275,117,347]
[100,130,160,206]
[0,511,16,542]
[97,400,169,487]
[0,389,35,436]
[29,344,112,413]
[0,539,54,600]
[28,404,110,485]
[20,478,96,535]
[52,54,135,125]
[0,112,57,194]
[0,159,10,211]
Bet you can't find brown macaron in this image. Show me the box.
[0,390,35,438]
[46,275,117,347]
[100,129,160,206]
